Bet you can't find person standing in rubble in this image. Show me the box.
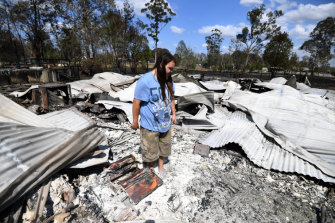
[131,52,176,176]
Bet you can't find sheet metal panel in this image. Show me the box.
[200,80,240,91]
[201,111,335,183]
[0,122,105,211]
[0,93,53,127]
[174,82,207,97]
[182,105,228,130]
[96,100,133,123]
[223,89,335,177]
[110,82,137,102]
[40,107,94,132]
[0,94,106,211]
[178,92,215,113]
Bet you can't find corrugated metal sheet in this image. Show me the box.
[10,85,38,97]
[40,107,94,132]
[182,105,228,130]
[69,79,104,98]
[222,89,335,178]
[96,100,133,123]
[255,83,335,109]
[110,82,137,102]
[174,82,207,97]
[178,92,215,113]
[69,72,136,98]
[199,80,240,91]
[201,111,335,183]
[0,93,53,127]
[0,94,106,211]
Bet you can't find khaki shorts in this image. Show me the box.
[140,127,172,162]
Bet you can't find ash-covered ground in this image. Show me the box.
[1,81,335,223]
[20,111,335,223]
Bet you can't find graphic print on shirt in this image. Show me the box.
[150,87,171,129]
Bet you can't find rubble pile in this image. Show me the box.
[1,72,335,222]
[16,121,335,222]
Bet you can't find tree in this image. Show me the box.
[61,0,114,60]
[11,0,60,65]
[128,19,149,73]
[0,30,24,65]
[205,28,223,69]
[300,17,335,74]
[231,50,247,72]
[58,27,83,65]
[289,52,299,71]
[175,40,187,58]
[263,32,293,71]
[0,0,25,66]
[175,40,196,69]
[101,8,124,61]
[141,0,176,62]
[236,4,282,69]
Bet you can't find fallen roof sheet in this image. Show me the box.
[95,100,133,123]
[0,94,106,211]
[0,93,53,127]
[201,111,335,183]
[69,79,104,98]
[40,107,95,132]
[199,80,240,91]
[182,105,228,130]
[269,77,287,85]
[253,83,335,110]
[10,85,38,97]
[222,89,335,178]
[178,91,215,113]
[174,82,207,97]
[110,82,137,102]
[68,72,135,98]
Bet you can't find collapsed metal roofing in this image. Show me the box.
[67,72,136,98]
[200,80,241,91]
[200,110,335,183]
[0,94,106,211]
[96,100,133,123]
[181,105,228,130]
[216,85,335,181]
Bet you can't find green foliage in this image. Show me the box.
[300,17,335,73]
[58,27,82,65]
[205,28,223,69]
[141,0,176,61]
[173,53,181,66]
[289,52,299,71]
[10,0,59,65]
[263,32,293,69]
[175,40,196,69]
[236,4,282,68]
[175,40,187,58]
[231,50,247,71]
[0,30,25,65]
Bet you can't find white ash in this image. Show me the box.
[20,114,335,223]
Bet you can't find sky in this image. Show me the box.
[115,0,335,65]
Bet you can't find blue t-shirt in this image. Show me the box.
[134,72,174,133]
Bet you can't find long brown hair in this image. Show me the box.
[153,52,176,101]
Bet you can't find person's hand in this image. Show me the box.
[131,122,139,130]
[172,113,177,124]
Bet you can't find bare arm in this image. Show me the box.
[131,98,141,130]
[171,99,176,124]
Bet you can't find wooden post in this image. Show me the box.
[39,87,48,109]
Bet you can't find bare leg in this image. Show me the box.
[158,156,164,173]
[145,162,154,170]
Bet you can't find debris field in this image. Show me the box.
[0,72,335,223]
